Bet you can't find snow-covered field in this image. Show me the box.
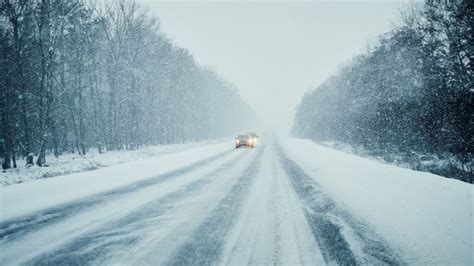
[0,139,226,186]
[0,137,472,265]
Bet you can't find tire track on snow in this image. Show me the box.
[276,144,404,265]
[165,147,265,266]
[26,149,249,265]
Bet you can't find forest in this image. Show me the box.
[0,0,256,169]
[293,1,473,182]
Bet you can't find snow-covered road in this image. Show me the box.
[1,137,472,265]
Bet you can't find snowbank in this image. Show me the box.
[282,138,473,265]
[1,140,225,186]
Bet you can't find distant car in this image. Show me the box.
[235,134,257,148]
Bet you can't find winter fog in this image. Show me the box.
[1,0,472,265]
[140,1,412,132]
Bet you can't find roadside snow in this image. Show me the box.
[0,140,225,186]
[0,141,231,222]
[282,138,473,265]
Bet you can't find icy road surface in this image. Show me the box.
[1,137,472,265]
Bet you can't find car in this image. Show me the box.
[235,134,257,148]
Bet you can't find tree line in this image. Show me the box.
[293,1,473,182]
[0,0,256,169]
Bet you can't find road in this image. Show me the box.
[0,138,471,265]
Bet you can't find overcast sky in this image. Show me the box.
[137,0,419,133]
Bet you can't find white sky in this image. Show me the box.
[137,0,419,133]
